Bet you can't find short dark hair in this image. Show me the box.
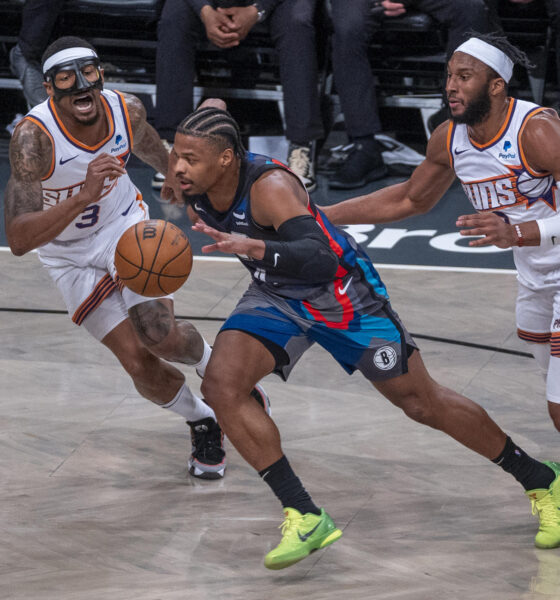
[42,36,98,69]
[177,107,245,158]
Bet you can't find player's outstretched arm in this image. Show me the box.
[5,120,124,256]
[125,93,169,175]
[193,169,339,283]
[457,111,560,248]
[323,123,456,225]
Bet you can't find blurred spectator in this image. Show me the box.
[328,0,494,190]
[155,0,323,192]
[484,0,560,106]
[10,0,65,108]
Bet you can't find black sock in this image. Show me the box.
[493,437,555,490]
[259,455,321,515]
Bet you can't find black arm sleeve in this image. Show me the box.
[262,215,339,283]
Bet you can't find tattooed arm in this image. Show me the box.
[125,93,169,174]
[5,119,126,256]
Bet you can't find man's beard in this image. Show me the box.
[451,83,492,126]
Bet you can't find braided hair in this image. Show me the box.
[177,107,245,158]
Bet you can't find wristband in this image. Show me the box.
[537,216,560,246]
[514,224,524,247]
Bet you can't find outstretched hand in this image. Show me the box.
[456,212,516,248]
[192,221,265,259]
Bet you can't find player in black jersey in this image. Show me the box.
[163,103,560,569]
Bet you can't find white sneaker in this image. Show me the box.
[288,142,317,193]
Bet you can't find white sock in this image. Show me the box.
[193,339,212,378]
[162,383,215,422]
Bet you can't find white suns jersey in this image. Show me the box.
[448,97,560,288]
[25,90,145,251]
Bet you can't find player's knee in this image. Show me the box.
[395,386,444,427]
[399,395,435,425]
[200,370,238,413]
[120,348,157,385]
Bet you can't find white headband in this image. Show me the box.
[454,38,514,83]
[43,47,98,74]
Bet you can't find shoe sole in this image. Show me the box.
[265,528,343,570]
[188,460,225,480]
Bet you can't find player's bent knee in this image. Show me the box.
[120,348,158,385]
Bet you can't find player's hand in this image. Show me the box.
[216,6,259,41]
[82,153,126,204]
[381,1,407,17]
[160,179,185,206]
[200,5,240,48]
[456,212,517,248]
[192,221,265,259]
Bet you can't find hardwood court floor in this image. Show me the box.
[1,251,558,600]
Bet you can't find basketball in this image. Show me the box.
[516,171,553,198]
[115,220,193,297]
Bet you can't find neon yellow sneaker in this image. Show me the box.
[526,461,560,549]
[264,507,342,570]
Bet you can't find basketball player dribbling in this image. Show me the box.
[3,35,268,480]
[324,32,560,437]
[162,91,560,570]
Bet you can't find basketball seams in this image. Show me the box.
[115,219,192,296]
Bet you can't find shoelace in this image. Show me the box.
[288,148,311,177]
[279,512,303,538]
[531,492,559,526]
[192,427,223,461]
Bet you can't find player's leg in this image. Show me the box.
[516,281,556,428]
[85,293,225,479]
[373,349,560,549]
[127,295,270,413]
[546,288,560,431]
[201,295,342,569]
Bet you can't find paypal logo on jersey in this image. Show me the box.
[499,139,516,160]
[111,132,127,153]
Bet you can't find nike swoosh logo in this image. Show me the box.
[337,276,353,295]
[273,252,280,267]
[121,200,134,216]
[298,521,321,542]
[454,148,468,156]
[59,155,78,165]
[233,211,245,220]
[194,202,206,213]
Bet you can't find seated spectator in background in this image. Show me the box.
[155,0,323,192]
[10,0,65,109]
[328,0,494,190]
[484,0,560,108]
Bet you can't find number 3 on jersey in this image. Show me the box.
[76,204,100,229]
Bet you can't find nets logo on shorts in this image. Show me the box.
[374,346,397,370]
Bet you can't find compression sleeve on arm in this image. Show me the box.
[262,215,339,283]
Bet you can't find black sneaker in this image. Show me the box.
[328,142,388,189]
[186,417,226,479]
[288,142,317,193]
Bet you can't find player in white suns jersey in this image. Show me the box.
[4,36,268,480]
[322,33,560,548]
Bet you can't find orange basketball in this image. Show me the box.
[115,219,193,297]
